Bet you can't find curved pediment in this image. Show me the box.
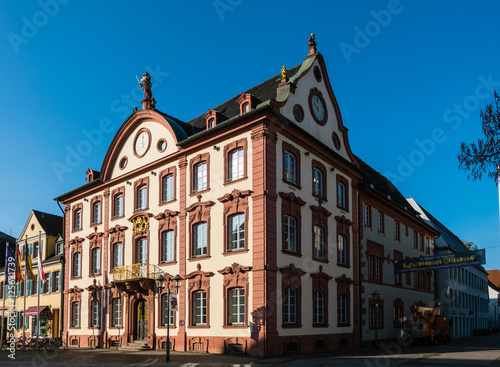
[277,53,358,167]
[100,109,197,181]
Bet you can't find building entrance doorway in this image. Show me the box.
[135,299,148,341]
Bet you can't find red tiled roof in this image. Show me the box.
[487,270,500,289]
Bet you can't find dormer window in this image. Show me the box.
[204,110,226,130]
[237,93,260,115]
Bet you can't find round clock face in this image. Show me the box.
[135,131,150,156]
[311,95,325,122]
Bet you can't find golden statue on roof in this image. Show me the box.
[281,65,288,79]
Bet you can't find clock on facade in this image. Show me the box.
[134,129,151,157]
[308,88,328,126]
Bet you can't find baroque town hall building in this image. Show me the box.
[55,36,437,356]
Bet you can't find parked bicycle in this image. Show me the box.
[49,337,67,351]
[15,336,32,351]
[28,337,54,352]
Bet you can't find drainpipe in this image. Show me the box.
[56,201,65,343]
[357,175,368,348]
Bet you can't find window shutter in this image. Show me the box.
[16,311,20,329]
[27,279,31,296]
[48,273,53,293]
[39,278,44,293]
[59,271,62,290]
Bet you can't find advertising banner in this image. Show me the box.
[394,249,485,273]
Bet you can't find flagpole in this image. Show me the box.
[23,236,27,350]
[36,231,41,352]
[0,242,8,350]
[13,241,18,344]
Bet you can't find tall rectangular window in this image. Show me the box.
[54,271,60,292]
[284,152,296,184]
[137,186,147,210]
[337,182,346,209]
[112,298,122,327]
[92,202,101,224]
[377,212,384,233]
[193,222,207,257]
[369,304,382,328]
[284,287,297,324]
[313,226,325,259]
[91,247,101,275]
[193,162,207,192]
[338,234,347,265]
[91,300,100,327]
[162,174,174,203]
[313,168,324,197]
[369,256,374,279]
[74,210,82,230]
[161,231,175,263]
[113,195,123,218]
[375,258,381,280]
[73,253,81,278]
[228,214,245,251]
[229,288,245,325]
[338,294,347,324]
[193,291,207,326]
[228,149,244,182]
[413,231,418,249]
[395,220,400,241]
[137,238,147,264]
[71,302,80,328]
[314,291,325,324]
[162,294,174,326]
[113,243,123,268]
[283,215,297,252]
[364,204,371,226]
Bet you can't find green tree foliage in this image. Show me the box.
[458,91,500,181]
[461,240,478,251]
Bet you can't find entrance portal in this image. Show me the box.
[135,299,148,341]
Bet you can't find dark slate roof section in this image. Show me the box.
[356,156,420,217]
[187,64,303,129]
[33,210,63,237]
[156,111,202,139]
[417,205,469,254]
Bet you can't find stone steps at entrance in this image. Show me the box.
[118,341,151,351]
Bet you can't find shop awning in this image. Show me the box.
[23,306,49,316]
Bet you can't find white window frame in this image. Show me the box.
[338,234,347,265]
[313,225,325,259]
[337,182,346,208]
[314,290,325,324]
[193,291,207,326]
[193,162,207,193]
[193,222,207,257]
[161,230,175,263]
[91,247,101,275]
[284,287,297,324]
[113,194,123,218]
[313,168,323,197]
[228,148,244,182]
[229,288,245,325]
[339,293,347,324]
[91,299,100,328]
[92,202,101,225]
[72,302,80,328]
[162,294,174,326]
[284,215,297,252]
[112,298,122,327]
[137,186,147,210]
[162,174,174,203]
[113,243,123,269]
[228,213,245,251]
[284,151,296,184]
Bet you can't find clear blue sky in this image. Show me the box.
[1,1,499,269]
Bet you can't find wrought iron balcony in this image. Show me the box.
[112,263,162,282]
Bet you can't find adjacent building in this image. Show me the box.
[358,162,438,346]
[408,199,490,339]
[487,270,500,328]
[0,210,63,339]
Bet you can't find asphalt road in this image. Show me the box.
[1,333,500,367]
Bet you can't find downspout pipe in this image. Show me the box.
[357,175,368,348]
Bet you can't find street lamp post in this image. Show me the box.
[372,290,380,350]
[155,273,182,362]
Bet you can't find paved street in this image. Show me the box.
[2,333,500,367]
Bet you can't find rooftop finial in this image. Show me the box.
[308,33,317,56]
[279,65,288,87]
[138,72,156,110]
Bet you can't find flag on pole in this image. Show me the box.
[4,243,14,285]
[16,247,24,283]
[37,233,46,282]
[26,247,36,281]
